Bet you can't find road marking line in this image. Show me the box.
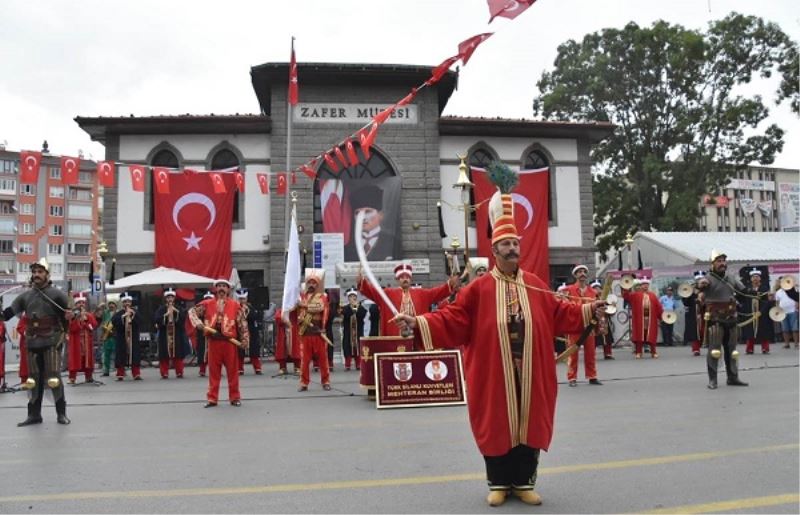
[640,493,799,514]
[0,443,796,503]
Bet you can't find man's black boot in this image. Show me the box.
[18,406,43,427]
[56,400,71,425]
[727,376,749,387]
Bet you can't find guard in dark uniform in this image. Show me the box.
[154,288,187,378]
[341,288,366,370]
[112,292,143,380]
[235,289,262,375]
[739,268,774,354]
[683,271,705,356]
[696,250,749,389]
[4,259,71,426]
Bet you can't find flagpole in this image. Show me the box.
[284,37,295,255]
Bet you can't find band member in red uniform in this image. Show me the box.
[154,288,187,379]
[565,265,602,386]
[235,289,262,375]
[275,307,300,375]
[357,263,457,350]
[67,294,97,384]
[341,288,366,371]
[622,277,663,358]
[112,293,143,380]
[393,177,605,507]
[591,279,615,359]
[297,269,332,391]
[189,279,249,407]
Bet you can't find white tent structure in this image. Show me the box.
[106,266,215,293]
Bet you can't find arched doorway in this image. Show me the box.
[313,145,401,262]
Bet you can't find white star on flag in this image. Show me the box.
[183,231,203,250]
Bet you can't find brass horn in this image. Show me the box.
[780,275,796,291]
[769,306,786,322]
[661,311,677,324]
[677,282,694,299]
[619,274,635,290]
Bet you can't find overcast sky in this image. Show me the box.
[1,0,797,168]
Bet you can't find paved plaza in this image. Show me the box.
[1,346,798,514]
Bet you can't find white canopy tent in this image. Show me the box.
[105,266,215,293]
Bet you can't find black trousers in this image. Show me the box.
[660,322,674,345]
[484,445,540,491]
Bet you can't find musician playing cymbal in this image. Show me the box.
[111,292,143,381]
[154,288,188,379]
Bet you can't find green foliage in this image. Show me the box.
[486,161,519,194]
[533,13,798,258]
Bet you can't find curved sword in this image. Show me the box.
[354,211,399,318]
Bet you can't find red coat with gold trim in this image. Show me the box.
[622,290,662,344]
[563,283,597,347]
[416,269,595,456]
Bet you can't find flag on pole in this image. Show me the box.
[281,204,301,323]
[288,44,299,105]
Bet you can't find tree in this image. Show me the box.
[533,13,798,258]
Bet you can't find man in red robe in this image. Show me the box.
[67,294,97,384]
[189,279,249,407]
[622,277,663,358]
[393,189,604,507]
[357,263,457,350]
[564,264,602,386]
[297,269,332,391]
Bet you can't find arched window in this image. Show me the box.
[523,149,554,222]
[467,146,497,227]
[211,149,241,224]
[313,145,401,262]
[148,149,180,225]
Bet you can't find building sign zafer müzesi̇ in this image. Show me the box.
[294,103,418,125]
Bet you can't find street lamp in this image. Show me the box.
[454,154,474,268]
[623,233,634,272]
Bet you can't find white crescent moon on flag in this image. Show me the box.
[504,0,520,13]
[101,163,110,173]
[172,192,216,232]
[511,193,534,233]
[65,158,76,170]
[132,169,142,182]
[24,156,37,170]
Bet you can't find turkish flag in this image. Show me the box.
[487,0,536,23]
[60,156,80,185]
[300,164,316,179]
[333,146,349,169]
[129,165,146,192]
[209,172,227,194]
[320,179,352,245]
[345,139,360,167]
[256,173,269,194]
[153,167,170,194]
[425,55,459,86]
[473,166,550,282]
[154,170,235,279]
[234,171,245,193]
[457,33,493,65]
[397,87,418,106]
[358,123,378,159]
[288,47,299,106]
[323,152,340,172]
[19,151,42,184]
[276,172,288,195]
[373,104,396,125]
[97,161,115,188]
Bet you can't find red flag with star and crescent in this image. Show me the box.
[19,151,42,184]
[472,166,550,282]
[97,161,115,187]
[154,170,235,278]
[487,0,536,23]
[60,156,80,185]
[153,167,171,194]
[257,173,269,194]
[129,165,146,192]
